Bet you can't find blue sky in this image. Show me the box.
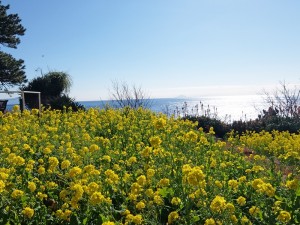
[3,0,300,100]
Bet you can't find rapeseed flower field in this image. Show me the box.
[0,106,299,224]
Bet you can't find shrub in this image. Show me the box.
[48,94,85,111]
[184,115,230,138]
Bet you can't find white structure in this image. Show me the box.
[0,91,41,113]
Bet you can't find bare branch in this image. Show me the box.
[261,81,300,118]
[109,80,151,109]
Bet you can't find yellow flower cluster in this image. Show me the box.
[22,207,34,218]
[210,195,227,213]
[234,130,300,166]
[0,107,298,224]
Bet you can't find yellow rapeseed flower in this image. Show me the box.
[261,183,276,197]
[22,207,34,218]
[90,191,105,205]
[132,214,143,224]
[0,180,5,192]
[236,196,246,206]
[105,169,119,184]
[136,201,146,211]
[225,203,235,213]
[154,118,167,129]
[171,197,181,206]
[230,215,238,224]
[184,131,198,142]
[214,180,223,188]
[146,168,155,178]
[36,192,47,200]
[252,178,264,190]
[204,218,216,225]
[149,136,162,148]
[168,211,180,224]
[48,156,59,170]
[11,189,24,199]
[37,166,45,175]
[89,144,99,152]
[86,182,99,195]
[102,222,115,225]
[68,166,82,178]
[210,196,226,213]
[186,166,205,186]
[13,156,25,166]
[61,160,71,170]
[249,206,260,216]
[71,183,84,200]
[286,179,299,190]
[277,210,291,223]
[228,179,238,189]
[136,175,147,186]
[153,195,164,205]
[157,178,170,187]
[28,181,36,192]
[43,147,52,154]
[240,216,251,225]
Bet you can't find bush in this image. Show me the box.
[184,115,230,138]
[21,71,84,111]
[184,113,300,139]
[48,94,85,111]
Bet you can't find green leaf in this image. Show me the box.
[296,187,300,196]
[191,215,200,223]
[159,187,174,198]
[275,195,284,201]
[70,214,81,225]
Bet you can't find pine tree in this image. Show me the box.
[0,1,27,90]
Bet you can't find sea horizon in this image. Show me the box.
[3,94,267,121]
[78,94,266,121]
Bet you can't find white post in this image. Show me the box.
[21,91,25,111]
[38,92,41,114]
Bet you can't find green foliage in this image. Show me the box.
[22,71,72,97]
[0,1,26,90]
[230,109,300,135]
[230,119,263,134]
[50,94,85,112]
[0,51,26,88]
[185,113,300,139]
[184,115,230,138]
[21,71,84,111]
[0,1,25,48]
[264,116,300,133]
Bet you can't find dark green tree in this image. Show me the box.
[0,1,27,90]
[23,71,72,98]
[21,71,85,111]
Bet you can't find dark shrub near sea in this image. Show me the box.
[184,115,230,138]
[184,113,300,139]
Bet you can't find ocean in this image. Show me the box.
[4,94,266,121]
[78,94,266,122]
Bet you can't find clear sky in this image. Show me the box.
[3,0,300,100]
